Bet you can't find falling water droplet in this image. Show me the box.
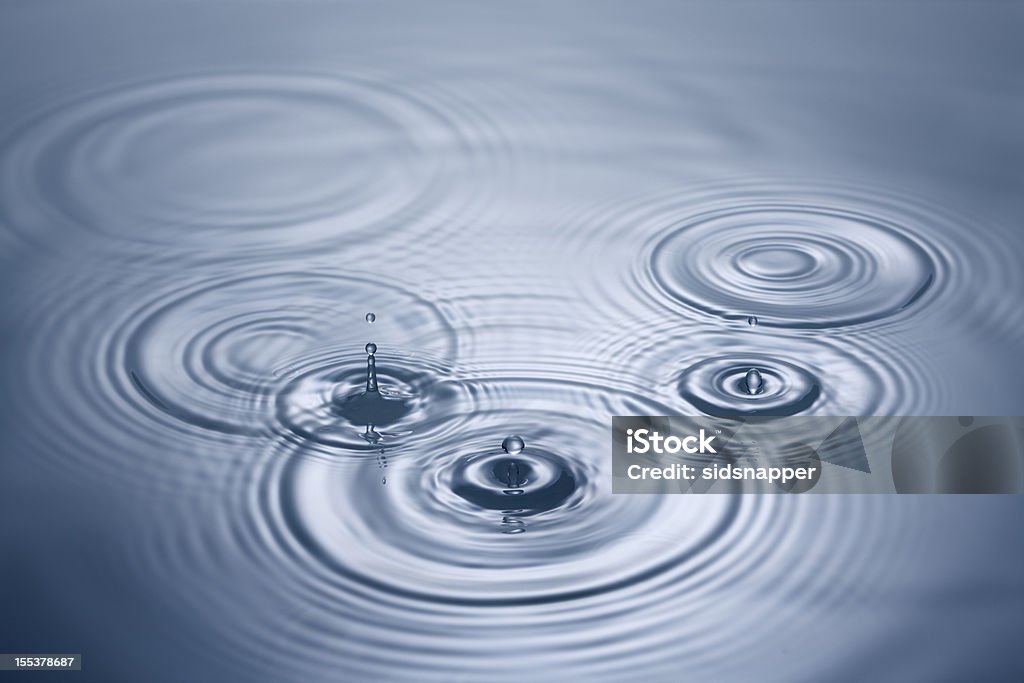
[744,368,764,395]
[365,342,377,355]
[365,312,375,323]
[747,316,758,326]
[501,435,525,455]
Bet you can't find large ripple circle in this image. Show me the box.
[252,378,739,606]
[0,73,454,248]
[122,269,457,437]
[650,204,938,328]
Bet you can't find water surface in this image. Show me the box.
[2,2,1023,681]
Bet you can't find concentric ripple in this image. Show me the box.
[449,444,577,521]
[0,73,462,250]
[649,203,939,328]
[120,268,458,438]
[556,179,1017,335]
[578,319,946,416]
[252,378,741,605]
[5,6,1024,680]
[0,252,478,495]
[275,347,467,452]
[120,377,929,680]
[677,355,821,416]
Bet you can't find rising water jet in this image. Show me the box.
[332,341,412,425]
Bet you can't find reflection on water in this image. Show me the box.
[2,1,1023,681]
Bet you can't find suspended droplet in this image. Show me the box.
[744,368,764,395]
[365,312,376,323]
[501,435,525,455]
[747,316,758,326]
[365,342,377,355]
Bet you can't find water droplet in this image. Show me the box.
[744,368,764,395]
[365,312,375,323]
[365,342,377,355]
[747,316,758,326]
[501,435,525,455]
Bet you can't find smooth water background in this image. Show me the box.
[2,2,1024,680]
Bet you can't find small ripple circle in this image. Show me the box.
[677,355,821,416]
[649,204,938,328]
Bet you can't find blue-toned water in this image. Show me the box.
[2,2,1023,680]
